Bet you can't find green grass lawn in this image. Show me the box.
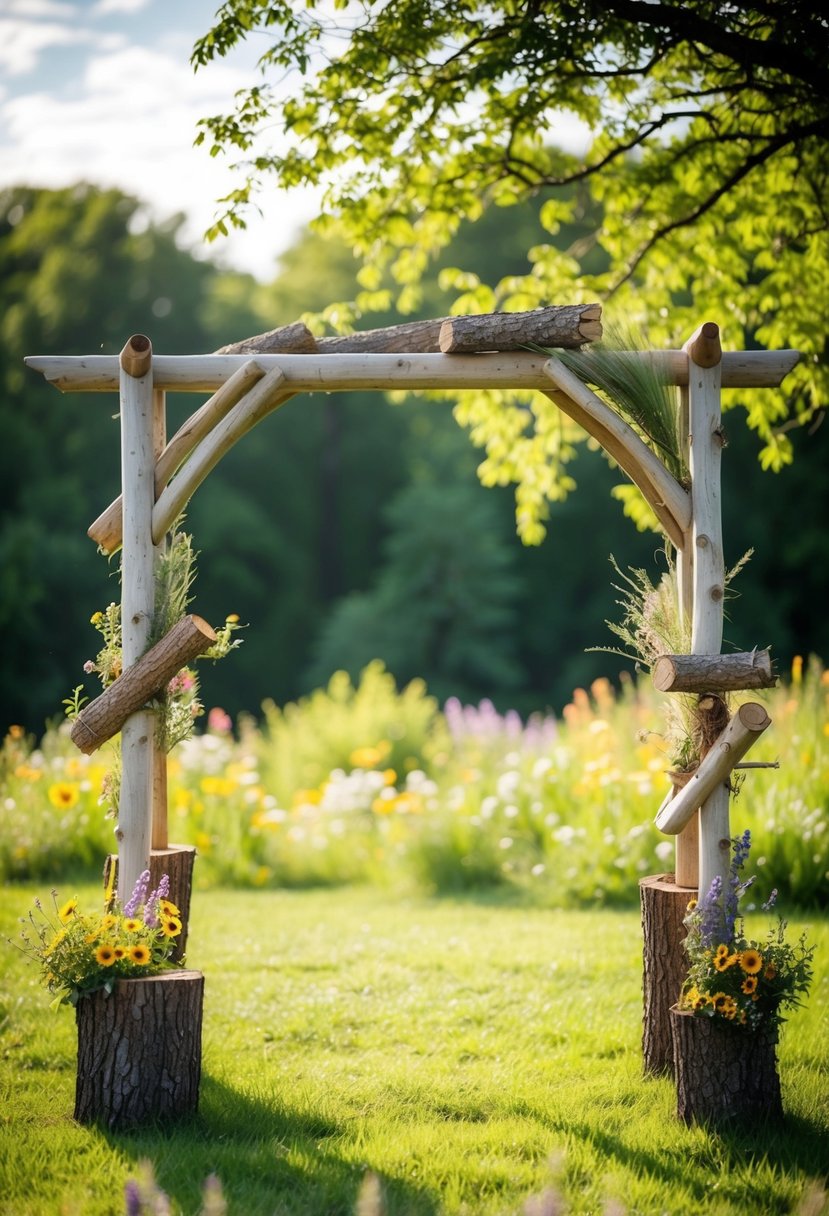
[1,884,827,1215]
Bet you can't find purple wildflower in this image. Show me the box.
[123,870,150,918]
[124,1179,142,1216]
[143,874,171,928]
[762,888,779,912]
[697,875,725,947]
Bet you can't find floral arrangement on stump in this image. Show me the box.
[680,830,814,1030]
[11,869,180,1008]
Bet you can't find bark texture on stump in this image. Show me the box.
[640,874,697,1077]
[105,845,196,964]
[74,970,204,1128]
[671,1008,782,1126]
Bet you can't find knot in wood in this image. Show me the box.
[696,533,710,549]
[718,837,731,850]
[710,586,724,602]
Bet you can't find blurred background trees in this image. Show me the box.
[2,182,827,733]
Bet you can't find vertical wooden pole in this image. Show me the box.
[684,323,729,909]
[151,387,168,852]
[117,335,155,902]
[674,386,698,891]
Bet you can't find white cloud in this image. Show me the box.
[0,18,88,76]
[0,42,318,278]
[92,0,151,14]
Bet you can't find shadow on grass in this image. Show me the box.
[100,1071,438,1216]
[531,1108,829,1207]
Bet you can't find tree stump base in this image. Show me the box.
[74,970,204,1128]
[671,1007,782,1126]
[640,873,697,1077]
[105,845,196,963]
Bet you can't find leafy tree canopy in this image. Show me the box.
[193,0,828,541]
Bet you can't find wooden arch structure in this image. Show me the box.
[27,306,798,1119]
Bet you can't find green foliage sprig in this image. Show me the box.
[9,870,181,1009]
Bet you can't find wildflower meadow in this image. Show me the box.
[3,656,827,908]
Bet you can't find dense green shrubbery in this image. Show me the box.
[2,660,827,905]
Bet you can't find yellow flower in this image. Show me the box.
[714,944,730,960]
[14,764,42,782]
[714,952,737,972]
[58,898,78,923]
[225,613,240,623]
[159,899,180,917]
[8,724,24,740]
[95,944,117,967]
[739,949,763,975]
[114,946,126,960]
[791,654,803,685]
[160,916,182,938]
[686,899,698,912]
[122,917,143,933]
[48,782,80,810]
[90,611,103,625]
[99,915,118,932]
[712,993,730,1013]
[741,975,758,995]
[129,945,151,965]
[764,963,777,980]
[200,775,237,798]
[350,745,385,769]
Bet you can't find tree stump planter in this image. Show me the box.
[104,845,196,964]
[74,970,204,1128]
[670,1007,782,1127]
[640,872,697,1076]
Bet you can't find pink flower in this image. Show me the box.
[207,707,232,735]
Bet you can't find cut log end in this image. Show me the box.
[684,322,722,368]
[120,334,153,379]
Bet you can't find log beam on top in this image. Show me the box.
[655,703,771,835]
[24,349,801,394]
[215,320,318,355]
[652,649,775,693]
[439,304,602,352]
[70,615,217,755]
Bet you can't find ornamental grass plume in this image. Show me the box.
[8,871,180,1008]
[680,831,814,1031]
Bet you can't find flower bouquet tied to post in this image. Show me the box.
[11,870,181,1008]
[680,830,814,1031]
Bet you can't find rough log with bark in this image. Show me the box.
[653,650,775,693]
[671,1009,782,1126]
[74,970,204,1128]
[70,615,217,755]
[439,304,602,352]
[640,874,697,1077]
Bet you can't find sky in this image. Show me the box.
[0,0,320,280]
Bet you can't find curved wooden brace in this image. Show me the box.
[542,357,691,550]
[152,366,291,544]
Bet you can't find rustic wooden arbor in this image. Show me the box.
[26,307,798,1124]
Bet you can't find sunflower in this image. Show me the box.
[764,963,777,980]
[122,917,143,933]
[129,945,151,965]
[58,898,78,923]
[95,944,116,967]
[160,916,182,938]
[714,951,737,972]
[721,996,738,1020]
[712,993,729,1012]
[739,949,763,975]
[48,782,80,810]
[741,975,758,995]
[99,915,118,932]
[159,899,180,918]
[713,944,730,962]
[114,946,126,960]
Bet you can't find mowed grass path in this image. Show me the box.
[1,885,827,1215]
